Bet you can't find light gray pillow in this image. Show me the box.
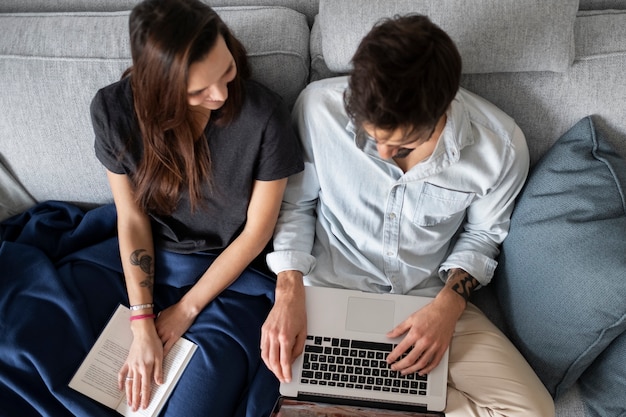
[319,0,578,74]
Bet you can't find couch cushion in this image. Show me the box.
[0,0,320,24]
[575,10,626,59]
[494,116,626,398]
[577,331,626,416]
[579,0,626,10]
[0,159,36,222]
[460,9,626,166]
[0,6,309,207]
[318,0,578,74]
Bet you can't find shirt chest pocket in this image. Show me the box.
[412,183,474,227]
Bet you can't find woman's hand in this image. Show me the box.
[117,320,164,411]
[154,302,196,357]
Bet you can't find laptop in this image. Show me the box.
[278,285,448,414]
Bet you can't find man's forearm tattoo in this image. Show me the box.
[130,249,154,291]
[448,270,479,302]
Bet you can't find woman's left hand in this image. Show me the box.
[154,303,196,356]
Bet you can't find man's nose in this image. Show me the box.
[376,143,396,159]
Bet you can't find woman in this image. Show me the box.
[91,0,303,415]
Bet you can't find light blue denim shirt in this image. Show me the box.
[267,76,529,297]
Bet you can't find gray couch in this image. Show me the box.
[1,0,625,416]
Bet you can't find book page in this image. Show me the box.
[69,305,132,409]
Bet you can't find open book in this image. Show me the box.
[69,304,197,417]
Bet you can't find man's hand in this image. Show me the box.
[386,269,478,376]
[261,270,307,383]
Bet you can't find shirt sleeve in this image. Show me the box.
[439,123,530,286]
[91,88,126,175]
[255,99,304,182]
[266,90,318,275]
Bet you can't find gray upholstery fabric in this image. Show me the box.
[0,159,36,222]
[557,384,587,417]
[579,0,626,10]
[310,8,626,165]
[318,0,579,74]
[218,6,310,107]
[309,16,335,83]
[461,9,626,165]
[0,6,309,207]
[0,13,126,206]
[0,0,140,11]
[0,0,320,24]
[575,10,626,58]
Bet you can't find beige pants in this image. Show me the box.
[445,304,555,417]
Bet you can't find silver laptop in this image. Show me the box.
[279,285,448,413]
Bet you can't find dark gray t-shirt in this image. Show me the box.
[92,77,303,255]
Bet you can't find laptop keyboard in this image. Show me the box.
[300,335,428,396]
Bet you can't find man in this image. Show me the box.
[261,14,554,417]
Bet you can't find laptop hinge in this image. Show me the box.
[296,393,443,415]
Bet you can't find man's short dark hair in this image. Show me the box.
[345,14,462,141]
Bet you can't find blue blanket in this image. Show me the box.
[0,201,279,417]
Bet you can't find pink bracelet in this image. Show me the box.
[130,313,156,321]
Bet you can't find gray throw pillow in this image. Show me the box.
[494,116,626,398]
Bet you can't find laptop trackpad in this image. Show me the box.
[346,297,395,334]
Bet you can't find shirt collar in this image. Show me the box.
[437,92,475,162]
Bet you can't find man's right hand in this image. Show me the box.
[261,270,307,383]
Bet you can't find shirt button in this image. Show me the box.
[389,213,397,220]
[387,251,394,256]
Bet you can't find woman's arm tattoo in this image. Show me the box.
[447,269,479,302]
[130,249,154,291]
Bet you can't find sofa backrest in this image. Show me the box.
[311,0,626,166]
[0,5,309,208]
[462,9,626,165]
[0,0,320,24]
[579,0,626,10]
[1,0,625,215]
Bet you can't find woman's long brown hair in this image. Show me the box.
[125,0,250,215]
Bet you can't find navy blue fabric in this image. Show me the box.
[0,201,280,417]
